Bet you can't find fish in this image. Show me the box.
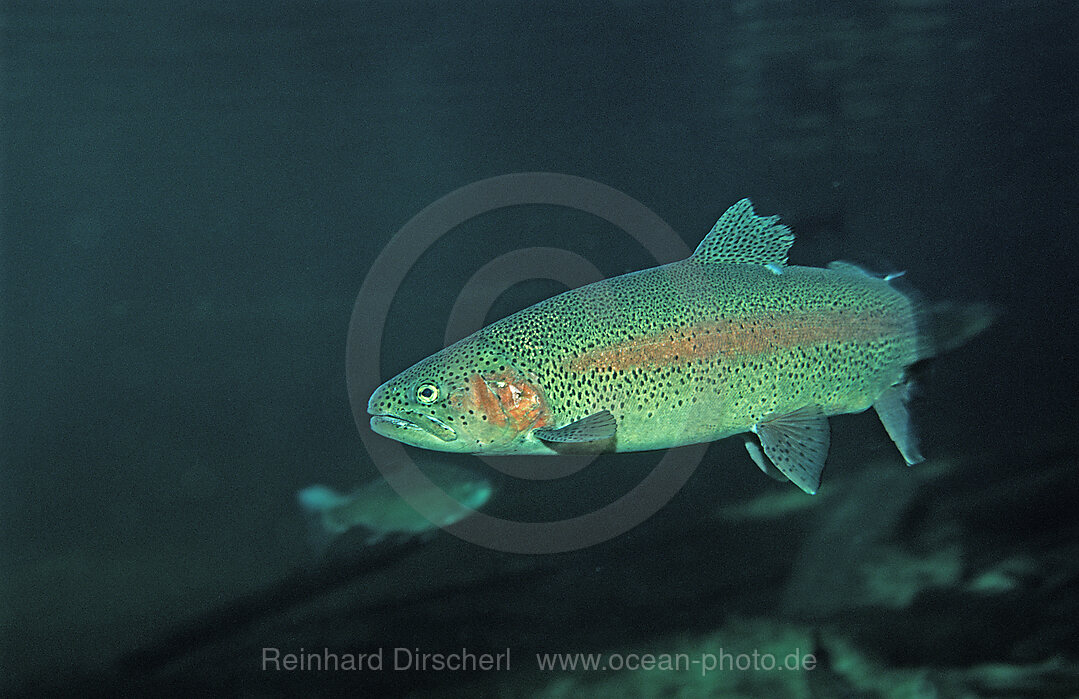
[297,462,493,551]
[368,199,992,494]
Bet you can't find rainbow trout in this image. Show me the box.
[368,200,989,493]
[297,462,492,549]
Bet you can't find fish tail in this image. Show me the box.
[297,484,348,512]
[296,485,350,555]
[918,301,997,359]
[871,299,995,467]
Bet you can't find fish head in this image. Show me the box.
[368,337,550,453]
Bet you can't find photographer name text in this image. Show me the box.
[262,647,510,672]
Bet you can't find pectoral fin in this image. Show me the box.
[873,383,924,465]
[751,406,830,495]
[534,410,617,443]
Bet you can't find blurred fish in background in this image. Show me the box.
[297,461,493,554]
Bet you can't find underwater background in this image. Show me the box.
[3,1,1077,696]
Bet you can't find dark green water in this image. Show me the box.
[3,1,1076,695]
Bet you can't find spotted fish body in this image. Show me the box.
[369,200,982,493]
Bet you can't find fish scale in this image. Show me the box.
[367,199,989,493]
[475,261,918,451]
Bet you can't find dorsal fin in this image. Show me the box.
[692,199,795,266]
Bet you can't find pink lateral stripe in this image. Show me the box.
[566,308,902,372]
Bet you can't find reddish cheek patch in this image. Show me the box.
[467,374,507,428]
[483,372,549,432]
[452,370,550,434]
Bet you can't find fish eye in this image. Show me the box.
[416,383,439,404]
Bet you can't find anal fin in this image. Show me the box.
[745,439,788,483]
[873,383,924,465]
[751,406,830,495]
[534,410,617,444]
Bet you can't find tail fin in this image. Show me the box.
[919,301,996,359]
[872,301,994,468]
[296,485,350,556]
[297,484,348,515]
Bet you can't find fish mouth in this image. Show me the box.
[369,413,458,443]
